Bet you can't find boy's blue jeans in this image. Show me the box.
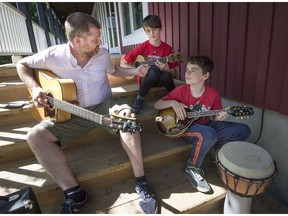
[182,121,251,167]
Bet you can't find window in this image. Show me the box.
[122,3,131,36]
[132,3,143,31]
[119,2,148,46]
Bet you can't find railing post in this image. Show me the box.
[46,3,58,44]
[36,2,51,47]
[16,2,38,53]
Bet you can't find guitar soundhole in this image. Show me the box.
[135,62,140,68]
[44,93,55,118]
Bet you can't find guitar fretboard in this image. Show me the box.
[137,57,167,66]
[47,96,112,126]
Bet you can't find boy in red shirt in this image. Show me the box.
[121,15,179,114]
[154,56,251,193]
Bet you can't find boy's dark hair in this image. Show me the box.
[143,15,162,29]
[187,56,214,74]
[65,12,101,42]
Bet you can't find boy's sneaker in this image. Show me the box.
[184,165,211,193]
[135,181,158,214]
[133,97,144,114]
[61,190,89,214]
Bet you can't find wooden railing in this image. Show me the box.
[0,2,61,57]
[0,3,32,55]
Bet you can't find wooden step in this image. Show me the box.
[0,103,34,127]
[40,160,288,214]
[0,123,194,203]
[40,161,227,214]
[0,64,18,81]
[0,102,159,164]
[0,80,29,103]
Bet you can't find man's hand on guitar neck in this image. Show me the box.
[32,86,49,108]
[135,64,150,77]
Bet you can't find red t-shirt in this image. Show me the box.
[161,84,222,124]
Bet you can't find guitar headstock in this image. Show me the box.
[167,53,183,63]
[109,111,143,134]
[228,106,254,119]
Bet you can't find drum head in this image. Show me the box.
[217,141,275,179]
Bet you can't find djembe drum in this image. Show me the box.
[215,141,278,213]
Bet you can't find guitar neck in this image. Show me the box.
[187,109,225,118]
[138,56,167,66]
[48,96,112,126]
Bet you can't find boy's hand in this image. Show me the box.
[214,108,229,121]
[155,60,169,71]
[172,101,188,120]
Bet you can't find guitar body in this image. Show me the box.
[30,69,77,123]
[134,55,146,67]
[155,107,198,138]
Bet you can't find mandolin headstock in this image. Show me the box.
[228,106,254,119]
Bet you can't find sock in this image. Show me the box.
[134,175,147,186]
[64,186,85,202]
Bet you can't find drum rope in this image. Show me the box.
[215,154,278,197]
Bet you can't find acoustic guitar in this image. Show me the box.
[29,69,142,134]
[123,52,182,80]
[133,52,182,68]
[155,106,254,138]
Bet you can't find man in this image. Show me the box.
[17,12,158,214]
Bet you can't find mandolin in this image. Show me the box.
[155,106,254,138]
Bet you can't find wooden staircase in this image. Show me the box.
[0,62,286,214]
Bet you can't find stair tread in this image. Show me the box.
[0,79,24,87]
[0,124,191,195]
[0,102,157,146]
[0,101,159,164]
[40,160,288,214]
[40,162,227,214]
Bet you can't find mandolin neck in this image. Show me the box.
[187,109,224,118]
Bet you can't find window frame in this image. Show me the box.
[118,2,148,46]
